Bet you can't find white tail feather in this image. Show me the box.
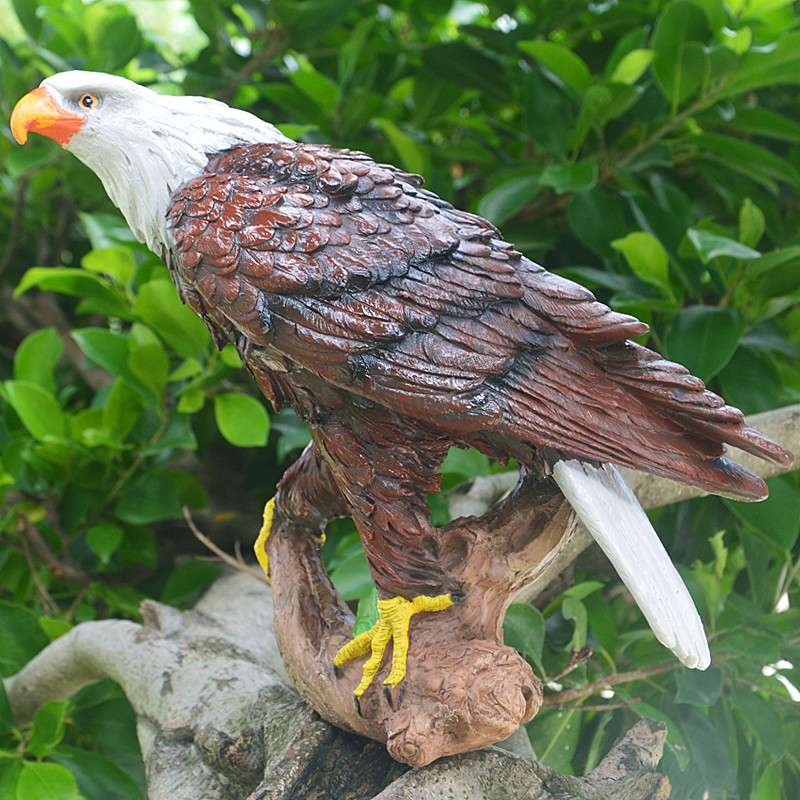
[552,460,710,670]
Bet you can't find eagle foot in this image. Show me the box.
[334,594,454,698]
[254,498,275,579]
[255,497,326,581]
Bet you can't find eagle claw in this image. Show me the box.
[334,594,454,698]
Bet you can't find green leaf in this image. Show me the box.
[102,380,143,442]
[141,414,197,454]
[562,596,588,649]
[651,2,710,104]
[51,747,143,800]
[213,393,270,447]
[353,586,379,637]
[85,4,142,73]
[81,247,136,285]
[161,561,222,608]
[329,549,373,601]
[115,473,183,525]
[477,175,542,226]
[170,358,203,381]
[37,618,72,642]
[609,49,655,84]
[0,682,14,736]
[422,42,509,98]
[568,190,629,257]
[440,447,491,482]
[15,268,130,318]
[133,280,210,359]
[664,307,746,381]
[271,408,312,461]
[0,602,50,677]
[754,763,782,800]
[519,41,592,93]
[612,232,671,291]
[716,626,782,662]
[167,470,207,508]
[540,160,598,194]
[16,761,84,800]
[686,229,761,263]
[0,761,22,800]
[503,603,545,669]
[570,85,612,150]
[4,381,66,441]
[526,707,582,772]
[286,52,341,113]
[372,118,429,177]
[670,701,737,794]
[718,347,782,414]
[71,329,157,405]
[69,694,144,788]
[177,387,205,414]
[726,476,800,549]
[583,593,618,657]
[87,523,125,564]
[724,106,800,144]
[14,329,63,394]
[27,701,69,758]
[723,30,800,95]
[523,70,573,157]
[745,245,800,279]
[128,342,169,399]
[219,345,242,369]
[675,667,723,706]
[731,686,786,759]
[739,198,765,249]
[78,213,136,249]
[11,0,43,39]
[693,133,800,194]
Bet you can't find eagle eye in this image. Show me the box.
[80,93,99,109]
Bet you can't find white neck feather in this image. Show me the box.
[62,86,291,252]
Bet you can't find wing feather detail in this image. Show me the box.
[167,142,792,499]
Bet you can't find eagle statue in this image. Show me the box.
[12,72,793,701]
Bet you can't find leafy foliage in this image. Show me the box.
[1,0,799,797]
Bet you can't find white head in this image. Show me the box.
[11,71,291,251]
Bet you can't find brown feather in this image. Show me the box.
[166,142,793,595]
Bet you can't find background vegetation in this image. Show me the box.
[1,0,799,797]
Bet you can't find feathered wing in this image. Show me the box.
[167,142,792,500]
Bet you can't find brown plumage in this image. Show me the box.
[165,142,792,598]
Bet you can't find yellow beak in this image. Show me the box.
[11,87,84,146]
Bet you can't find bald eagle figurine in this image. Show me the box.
[12,72,793,697]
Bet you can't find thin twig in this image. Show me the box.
[732,675,800,707]
[545,661,679,705]
[546,646,593,684]
[776,554,800,610]
[64,586,91,623]
[543,696,643,712]
[182,507,269,585]
[17,512,90,587]
[17,521,59,615]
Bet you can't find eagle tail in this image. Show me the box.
[552,459,711,670]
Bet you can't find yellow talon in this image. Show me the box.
[254,498,275,579]
[334,593,454,697]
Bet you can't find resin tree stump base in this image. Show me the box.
[267,451,576,766]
